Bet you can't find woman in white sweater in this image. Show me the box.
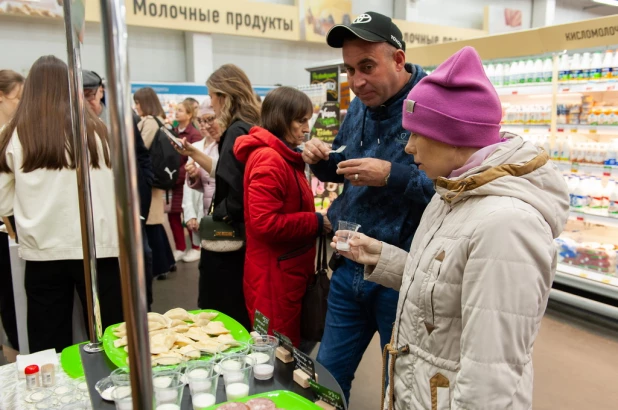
[0,55,123,353]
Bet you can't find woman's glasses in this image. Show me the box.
[198,116,216,125]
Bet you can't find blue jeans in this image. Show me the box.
[316,258,399,403]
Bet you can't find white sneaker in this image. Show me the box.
[182,249,201,263]
[173,250,186,262]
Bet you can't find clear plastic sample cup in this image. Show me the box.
[220,355,255,400]
[152,368,182,389]
[248,335,278,380]
[214,341,250,375]
[110,367,131,387]
[336,221,361,251]
[186,361,215,392]
[187,369,219,410]
[112,385,133,410]
[153,378,185,410]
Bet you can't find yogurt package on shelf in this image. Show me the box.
[556,237,617,275]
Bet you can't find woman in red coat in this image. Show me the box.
[170,99,203,262]
[234,87,331,348]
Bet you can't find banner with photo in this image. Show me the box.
[309,102,342,211]
[299,0,351,43]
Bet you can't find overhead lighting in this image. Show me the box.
[593,0,618,7]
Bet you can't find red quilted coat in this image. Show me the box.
[234,127,319,346]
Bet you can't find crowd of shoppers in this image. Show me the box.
[0,11,569,409]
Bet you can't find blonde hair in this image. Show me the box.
[180,98,197,123]
[206,64,260,130]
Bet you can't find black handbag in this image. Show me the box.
[300,234,330,342]
[198,191,245,252]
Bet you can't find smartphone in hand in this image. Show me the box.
[160,126,183,149]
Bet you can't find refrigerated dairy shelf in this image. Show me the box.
[553,264,618,319]
[494,81,618,97]
[559,81,618,93]
[555,161,618,174]
[556,263,618,297]
[569,210,618,227]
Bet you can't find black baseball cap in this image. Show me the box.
[326,11,405,52]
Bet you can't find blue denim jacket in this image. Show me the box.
[311,63,434,251]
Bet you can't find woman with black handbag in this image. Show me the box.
[175,65,260,330]
[233,87,331,348]
[134,87,176,282]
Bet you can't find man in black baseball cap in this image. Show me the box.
[301,11,434,403]
[326,11,405,51]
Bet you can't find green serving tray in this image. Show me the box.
[102,309,251,369]
[205,390,321,409]
[60,343,87,378]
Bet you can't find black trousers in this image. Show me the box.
[0,227,18,350]
[145,224,174,277]
[198,248,251,330]
[25,258,123,353]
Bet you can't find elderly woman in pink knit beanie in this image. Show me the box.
[333,46,570,409]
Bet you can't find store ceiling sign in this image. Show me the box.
[393,19,486,49]
[85,0,300,41]
[540,15,618,53]
[409,15,618,67]
[299,0,352,43]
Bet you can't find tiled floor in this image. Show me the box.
[152,261,618,410]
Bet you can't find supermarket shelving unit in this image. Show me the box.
[412,15,618,319]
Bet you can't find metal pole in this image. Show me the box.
[61,0,103,353]
[98,0,153,408]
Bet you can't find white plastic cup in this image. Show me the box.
[154,379,185,407]
[112,385,133,410]
[336,221,361,251]
[220,355,255,400]
[248,335,277,381]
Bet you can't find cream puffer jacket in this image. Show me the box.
[365,135,570,410]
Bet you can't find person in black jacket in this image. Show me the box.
[176,64,260,329]
[132,112,154,310]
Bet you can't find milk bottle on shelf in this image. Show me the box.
[533,59,543,82]
[561,138,571,161]
[603,179,615,209]
[559,54,570,82]
[609,181,618,216]
[503,63,510,86]
[605,142,618,165]
[591,52,603,80]
[542,58,553,83]
[569,53,582,81]
[551,137,562,160]
[495,63,504,86]
[524,60,535,83]
[486,64,495,85]
[602,50,613,80]
[572,177,589,208]
[568,175,580,207]
[509,61,518,84]
[580,52,592,81]
[589,177,604,208]
[517,61,527,84]
[612,50,618,79]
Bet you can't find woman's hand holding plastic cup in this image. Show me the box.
[331,231,383,266]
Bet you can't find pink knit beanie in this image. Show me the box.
[402,46,502,148]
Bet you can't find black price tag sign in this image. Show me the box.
[309,379,344,410]
[293,347,316,379]
[273,330,294,354]
[253,310,269,335]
